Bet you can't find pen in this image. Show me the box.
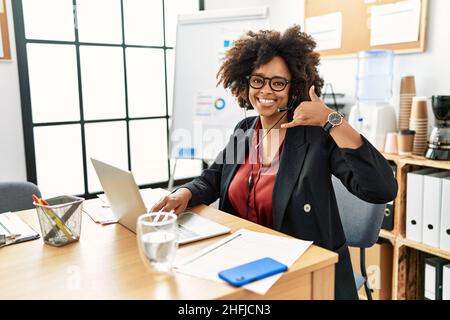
[181,232,243,266]
[6,233,21,239]
[43,201,81,241]
[0,233,22,247]
[32,195,74,241]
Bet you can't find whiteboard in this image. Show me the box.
[169,7,269,161]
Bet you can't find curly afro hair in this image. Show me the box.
[217,25,324,109]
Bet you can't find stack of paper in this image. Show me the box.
[0,212,40,247]
[174,228,313,295]
[82,200,118,225]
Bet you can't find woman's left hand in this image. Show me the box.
[281,86,333,129]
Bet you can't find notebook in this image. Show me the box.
[0,212,40,247]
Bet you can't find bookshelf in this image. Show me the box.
[380,153,450,300]
[379,229,396,244]
[397,237,450,261]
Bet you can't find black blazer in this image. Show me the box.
[178,116,397,300]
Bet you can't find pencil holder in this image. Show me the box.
[34,195,84,247]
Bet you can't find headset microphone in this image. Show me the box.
[277,106,292,112]
[277,95,298,113]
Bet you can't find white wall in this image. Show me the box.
[205,0,304,32]
[0,0,27,182]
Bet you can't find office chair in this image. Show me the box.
[332,176,386,300]
[0,181,41,213]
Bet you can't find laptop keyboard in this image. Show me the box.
[177,224,199,240]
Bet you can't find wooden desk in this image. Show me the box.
[0,199,337,300]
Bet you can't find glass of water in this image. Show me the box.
[136,212,178,275]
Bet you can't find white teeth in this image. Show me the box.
[259,98,275,104]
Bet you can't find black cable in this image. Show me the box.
[240,96,290,221]
[253,111,288,151]
[245,107,288,220]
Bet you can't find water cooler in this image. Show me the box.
[348,50,397,151]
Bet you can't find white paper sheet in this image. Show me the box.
[305,12,342,51]
[370,0,421,46]
[83,200,118,224]
[174,228,313,295]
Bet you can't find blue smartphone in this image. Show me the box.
[218,257,288,287]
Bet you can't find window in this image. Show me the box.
[13,0,203,198]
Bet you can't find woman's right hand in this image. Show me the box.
[150,188,193,216]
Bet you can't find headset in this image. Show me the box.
[277,94,300,113]
[240,93,300,124]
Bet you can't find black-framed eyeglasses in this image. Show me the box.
[246,75,291,92]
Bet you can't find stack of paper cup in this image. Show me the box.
[399,76,416,130]
[409,96,428,156]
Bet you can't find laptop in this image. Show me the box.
[90,158,230,244]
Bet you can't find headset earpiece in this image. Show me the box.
[288,95,299,109]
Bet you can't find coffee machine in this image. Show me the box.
[425,96,450,160]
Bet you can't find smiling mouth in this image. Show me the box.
[257,97,277,107]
